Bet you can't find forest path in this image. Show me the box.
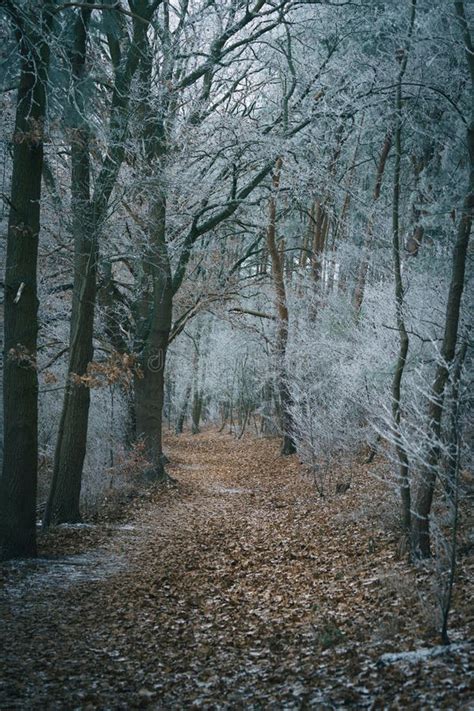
[1,431,472,709]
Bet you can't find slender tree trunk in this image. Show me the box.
[191,392,204,435]
[267,158,296,455]
[353,129,392,316]
[299,233,308,269]
[190,326,204,435]
[391,1,417,539]
[176,382,191,434]
[412,0,473,558]
[310,200,329,285]
[439,337,468,644]
[444,336,469,500]
[392,105,411,537]
[44,7,94,526]
[1,5,51,558]
[44,172,95,524]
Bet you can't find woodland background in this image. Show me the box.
[0,0,473,658]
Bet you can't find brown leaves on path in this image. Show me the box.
[1,430,472,709]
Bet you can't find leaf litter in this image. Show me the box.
[0,430,472,709]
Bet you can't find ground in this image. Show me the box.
[1,431,473,709]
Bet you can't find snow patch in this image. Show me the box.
[36,521,97,529]
[212,485,253,495]
[2,550,125,600]
[379,643,471,666]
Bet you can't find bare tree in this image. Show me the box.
[1,1,53,558]
[45,0,160,524]
[391,0,417,541]
[412,0,473,558]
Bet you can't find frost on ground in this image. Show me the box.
[1,431,473,710]
[2,551,126,600]
[379,643,473,665]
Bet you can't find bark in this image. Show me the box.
[310,201,327,284]
[190,330,204,435]
[1,4,51,559]
[266,158,296,455]
[134,191,173,479]
[191,392,204,435]
[412,0,473,558]
[176,382,191,433]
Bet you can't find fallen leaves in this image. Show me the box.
[0,430,472,709]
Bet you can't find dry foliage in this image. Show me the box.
[12,118,45,145]
[70,352,142,390]
[7,345,37,370]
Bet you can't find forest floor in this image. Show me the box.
[0,430,473,710]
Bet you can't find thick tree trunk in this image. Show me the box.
[412,0,473,558]
[1,6,51,558]
[134,192,173,480]
[134,332,170,478]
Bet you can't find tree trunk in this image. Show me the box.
[44,7,95,526]
[412,0,473,558]
[190,326,204,435]
[191,392,203,435]
[310,200,327,284]
[176,382,191,433]
[444,337,469,501]
[391,0,417,539]
[412,210,472,554]
[44,171,96,524]
[267,158,296,455]
[134,191,173,480]
[1,5,51,558]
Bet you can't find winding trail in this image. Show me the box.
[1,431,472,709]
